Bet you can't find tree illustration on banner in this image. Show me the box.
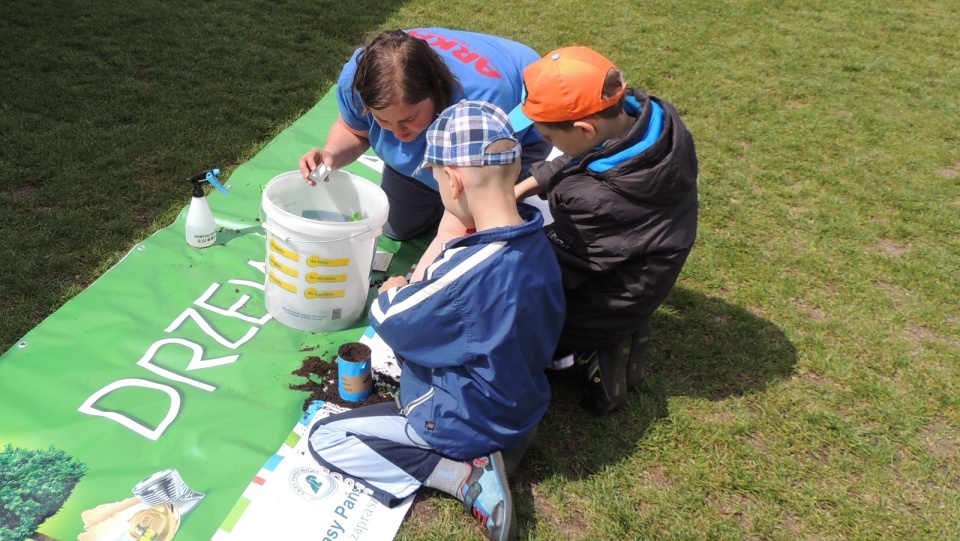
[1,444,89,541]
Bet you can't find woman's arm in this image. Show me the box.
[299,116,372,184]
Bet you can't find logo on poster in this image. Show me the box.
[290,467,338,501]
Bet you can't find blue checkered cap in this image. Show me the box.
[417,100,520,174]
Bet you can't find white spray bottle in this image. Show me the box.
[185,168,228,248]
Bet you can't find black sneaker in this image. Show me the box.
[502,427,537,477]
[575,336,631,414]
[461,451,516,541]
[545,353,577,384]
[626,333,648,391]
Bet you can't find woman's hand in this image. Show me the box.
[299,149,333,186]
[298,116,373,186]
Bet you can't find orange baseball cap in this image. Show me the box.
[508,46,626,130]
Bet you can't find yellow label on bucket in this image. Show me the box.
[269,239,300,262]
[270,255,299,278]
[304,288,345,299]
[269,271,298,293]
[306,272,347,284]
[307,256,350,267]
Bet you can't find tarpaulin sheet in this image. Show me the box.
[0,88,428,541]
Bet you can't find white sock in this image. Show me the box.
[424,457,473,500]
[549,354,574,371]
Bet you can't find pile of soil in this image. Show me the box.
[290,354,396,411]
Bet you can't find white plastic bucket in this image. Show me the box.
[261,170,389,332]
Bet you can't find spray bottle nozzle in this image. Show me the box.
[187,168,229,197]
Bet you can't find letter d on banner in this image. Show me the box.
[78,378,182,440]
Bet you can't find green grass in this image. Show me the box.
[4,0,960,540]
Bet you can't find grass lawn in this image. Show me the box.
[3,0,959,539]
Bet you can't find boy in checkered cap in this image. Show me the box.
[309,100,564,541]
[510,46,699,414]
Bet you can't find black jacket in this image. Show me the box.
[530,88,699,350]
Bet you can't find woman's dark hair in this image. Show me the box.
[352,30,462,114]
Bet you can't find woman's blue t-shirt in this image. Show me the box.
[336,28,543,190]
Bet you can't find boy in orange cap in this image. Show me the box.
[510,46,698,414]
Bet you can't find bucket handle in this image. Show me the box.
[260,207,375,244]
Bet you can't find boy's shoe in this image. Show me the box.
[626,330,649,391]
[502,427,537,477]
[575,336,631,414]
[545,353,576,384]
[461,451,516,541]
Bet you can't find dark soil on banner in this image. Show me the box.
[290,354,395,411]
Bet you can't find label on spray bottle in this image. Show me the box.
[185,195,217,248]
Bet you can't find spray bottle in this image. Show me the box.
[185,168,228,248]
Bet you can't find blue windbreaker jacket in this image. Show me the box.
[369,205,564,460]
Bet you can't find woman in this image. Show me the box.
[299,28,550,276]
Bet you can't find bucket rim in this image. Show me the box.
[261,170,388,236]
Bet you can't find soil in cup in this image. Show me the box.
[338,342,371,363]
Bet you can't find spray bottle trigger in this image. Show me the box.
[205,168,229,195]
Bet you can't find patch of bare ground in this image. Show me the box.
[745,304,767,318]
[704,409,737,425]
[532,488,593,539]
[919,417,959,459]
[8,185,38,200]
[938,162,960,179]
[404,495,443,529]
[747,431,770,454]
[906,323,960,349]
[876,239,910,257]
[874,279,911,303]
[135,210,153,228]
[709,492,758,539]
[795,370,845,392]
[795,299,828,322]
[638,464,675,490]
[788,205,809,220]
[781,512,809,538]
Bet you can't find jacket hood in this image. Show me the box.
[571,88,698,205]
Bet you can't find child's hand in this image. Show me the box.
[514,176,540,200]
[378,276,408,293]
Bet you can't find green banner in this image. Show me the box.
[0,89,427,540]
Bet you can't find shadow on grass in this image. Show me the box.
[512,286,798,521]
[0,0,411,354]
